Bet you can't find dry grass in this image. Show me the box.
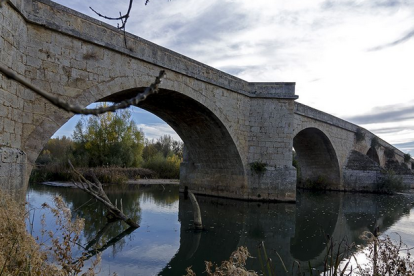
[30,166,157,184]
[185,246,258,276]
[0,190,100,276]
[0,190,60,275]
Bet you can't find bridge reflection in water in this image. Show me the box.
[161,191,412,275]
[27,185,413,276]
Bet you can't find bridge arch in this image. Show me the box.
[366,147,380,165]
[293,127,341,189]
[23,75,247,195]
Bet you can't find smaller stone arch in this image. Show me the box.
[293,128,341,190]
[366,148,380,165]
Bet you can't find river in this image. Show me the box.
[26,184,414,275]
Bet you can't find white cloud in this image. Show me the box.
[51,0,414,153]
[137,123,181,141]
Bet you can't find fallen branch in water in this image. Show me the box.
[68,160,139,228]
[188,191,202,230]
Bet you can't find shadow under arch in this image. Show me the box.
[366,147,380,165]
[102,88,246,194]
[293,128,340,189]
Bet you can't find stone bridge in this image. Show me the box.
[1,0,413,201]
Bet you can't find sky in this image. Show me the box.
[52,0,414,154]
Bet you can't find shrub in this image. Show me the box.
[384,147,395,159]
[376,170,404,194]
[185,246,257,276]
[404,153,411,163]
[0,190,100,275]
[355,127,365,143]
[303,175,329,190]
[250,161,267,174]
[29,164,72,183]
[143,153,181,179]
[371,137,380,149]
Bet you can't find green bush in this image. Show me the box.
[384,147,395,159]
[29,165,72,183]
[376,170,404,194]
[250,161,267,174]
[142,153,181,179]
[404,153,411,163]
[371,137,380,149]
[355,127,365,142]
[303,175,329,190]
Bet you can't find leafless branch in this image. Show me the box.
[0,64,166,115]
[89,0,134,31]
[68,160,139,228]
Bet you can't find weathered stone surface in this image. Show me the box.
[0,146,27,196]
[0,0,413,200]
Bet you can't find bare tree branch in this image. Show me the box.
[0,64,166,115]
[89,0,137,46]
[89,0,134,31]
[68,160,139,228]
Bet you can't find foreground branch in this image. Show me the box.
[68,160,139,228]
[0,64,166,115]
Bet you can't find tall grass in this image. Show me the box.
[185,233,414,276]
[30,165,157,184]
[0,190,100,276]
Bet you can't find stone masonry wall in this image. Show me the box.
[1,0,299,201]
[294,103,414,189]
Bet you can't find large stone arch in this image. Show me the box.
[22,74,248,197]
[105,87,247,194]
[293,127,341,189]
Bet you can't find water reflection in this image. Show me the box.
[161,191,414,275]
[27,184,414,276]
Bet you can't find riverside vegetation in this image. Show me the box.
[30,106,183,184]
[0,190,101,276]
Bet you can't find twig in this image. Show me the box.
[68,160,139,228]
[0,64,166,115]
[89,0,134,31]
[90,0,135,47]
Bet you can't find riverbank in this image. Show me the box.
[40,179,179,188]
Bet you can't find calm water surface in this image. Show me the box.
[27,184,414,275]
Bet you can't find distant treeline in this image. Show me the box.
[32,107,183,182]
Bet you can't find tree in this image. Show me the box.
[72,104,144,168]
[36,136,74,166]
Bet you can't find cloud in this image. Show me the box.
[393,141,414,152]
[368,28,414,51]
[345,101,414,124]
[50,0,414,156]
[137,123,181,141]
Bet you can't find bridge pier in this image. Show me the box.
[0,146,28,199]
[179,94,298,202]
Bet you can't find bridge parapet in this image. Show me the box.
[12,0,297,100]
[249,82,297,99]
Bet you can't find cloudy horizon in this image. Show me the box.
[52,0,414,155]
